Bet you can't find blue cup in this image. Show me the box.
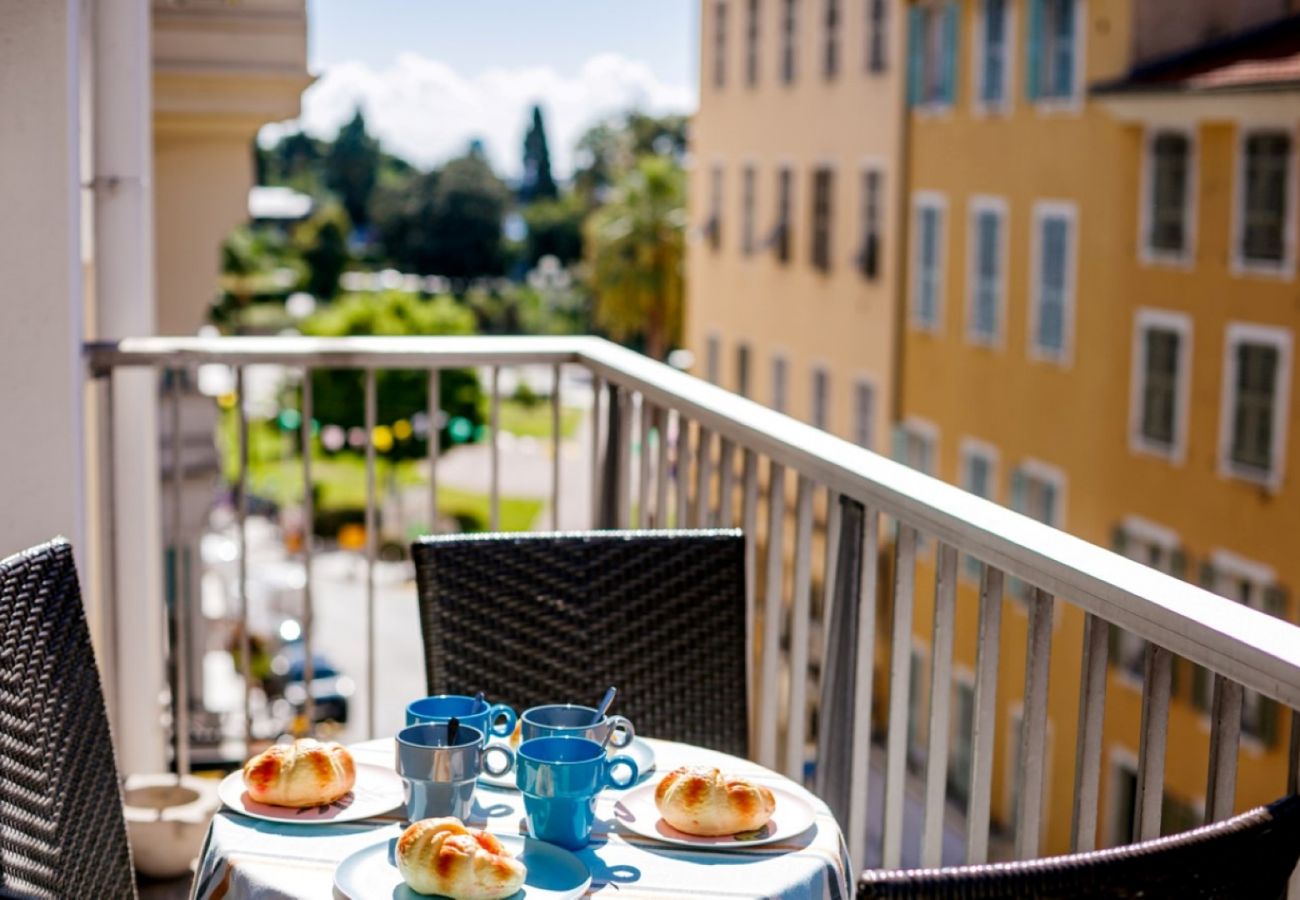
[396,723,514,821]
[405,694,517,743]
[520,703,635,750]
[516,736,638,850]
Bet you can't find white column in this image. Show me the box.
[93,0,166,775]
[0,3,86,559]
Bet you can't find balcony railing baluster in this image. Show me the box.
[1015,587,1055,859]
[653,406,670,528]
[489,366,501,531]
[694,426,714,528]
[1070,611,1109,852]
[718,437,736,527]
[967,563,1005,863]
[741,448,760,738]
[848,503,880,872]
[882,523,918,868]
[169,367,190,775]
[1134,643,1173,841]
[637,393,652,529]
[784,475,815,783]
[301,368,316,732]
[616,387,633,528]
[589,374,602,528]
[427,369,440,530]
[759,460,786,770]
[921,542,958,867]
[550,363,561,531]
[1205,674,1243,823]
[363,367,378,739]
[674,415,690,529]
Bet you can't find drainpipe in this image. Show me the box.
[92,0,166,776]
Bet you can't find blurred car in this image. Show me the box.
[267,635,353,726]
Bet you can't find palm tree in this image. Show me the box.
[585,156,686,360]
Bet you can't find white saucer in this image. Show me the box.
[218,763,403,824]
[612,777,816,849]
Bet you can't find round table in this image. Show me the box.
[193,737,851,900]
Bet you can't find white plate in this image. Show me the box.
[612,778,816,849]
[218,763,403,824]
[479,736,655,791]
[333,833,591,900]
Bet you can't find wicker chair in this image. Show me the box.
[411,530,749,757]
[858,794,1300,899]
[0,539,135,898]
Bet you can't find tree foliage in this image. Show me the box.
[300,291,483,459]
[520,105,558,202]
[585,156,686,359]
[324,110,381,228]
[521,194,585,266]
[572,112,688,204]
[294,204,350,299]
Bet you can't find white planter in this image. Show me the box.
[123,774,221,879]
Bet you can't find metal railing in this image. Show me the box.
[86,335,1300,879]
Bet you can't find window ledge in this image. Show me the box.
[1231,257,1296,280]
[1219,459,1281,492]
[1129,437,1184,466]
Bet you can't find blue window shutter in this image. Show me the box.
[942,2,959,104]
[1026,0,1043,100]
[907,6,925,106]
[892,425,908,463]
[1010,468,1027,513]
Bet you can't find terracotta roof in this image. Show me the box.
[1094,14,1300,95]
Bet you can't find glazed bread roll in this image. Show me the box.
[396,817,526,900]
[242,738,356,808]
[654,766,776,836]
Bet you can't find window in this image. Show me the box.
[706,165,724,251]
[810,167,834,272]
[1144,131,1193,261]
[894,419,937,475]
[852,379,875,449]
[1030,202,1076,362]
[967,197,1006,345]
[781,0,799,84]
[948,680,975,805]
[746,0,761,86]
[1129,310,1190,460]
[823,0,841,78]
[912,193,946,331]
[907,2,957,109]
[714,1,729,88]
[772,167,793,264]
[1011,461,1063,529]
[811,367,830,429]
[1027,0,1079,104]
[772,355,789,412]
[1110,756,1204,845]
[867,0,888,73]
[1220,324,1292,487]
[1194,552,1289,745]
[1238,130,1293,271]
[1110,518,1184,680]
[741,165,757,255]
[736,343,752,397]
[959,439,998,576]
[976,0,1010,110]
[859,168,883,281]
[705,335,721,384]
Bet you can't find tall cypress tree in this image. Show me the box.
[520,105,558,201]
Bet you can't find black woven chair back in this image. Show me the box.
[412,530,749,757]
[0,539,135,898]
[858,794,1300,899]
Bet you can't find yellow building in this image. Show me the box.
[900,0,1300,859]
[687,0,907,453]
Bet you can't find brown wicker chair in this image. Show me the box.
[0,539,135,898]
[858,794,1300,899]
[411,530,749,757]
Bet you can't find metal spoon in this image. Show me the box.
[591,686,616,725]
[447,716,459,746]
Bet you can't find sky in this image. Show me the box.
[259,0,699,179]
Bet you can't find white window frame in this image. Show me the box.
[959,437,1000,580]
[713,0,729,89]
[966,195,1009,347]
[1015,457,1067,527]
[914,2,956,117]
[1028,200,1078,366]
[1112,516,1181,686]
[780,0,799,85]
[1217,322,1292,490]
[1031,0,1086,115]
[972,0,1016,116]
[809,161,837,274]
[771,352,790,413]
[859,157,888,281]
[1231,124,1298,279]
[1139,125,1198,268]
[911,191,948,333]
[810,363,831,430]
[852,374,879,450]
[900,416,940,475]
[1128,308,1192,464]
[745,0,761,86]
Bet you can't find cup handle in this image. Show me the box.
[607,715,635,749]
[483,744,514,777]
[605,755,639,789]
[488,704,517,738]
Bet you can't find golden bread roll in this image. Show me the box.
[396,817,526,900]
[654,765,776,836]
[242,738,356,808]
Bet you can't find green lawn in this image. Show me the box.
[496,398,583,440]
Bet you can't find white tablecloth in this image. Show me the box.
[192,737,851,900]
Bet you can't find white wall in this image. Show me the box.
[0,0,86,560]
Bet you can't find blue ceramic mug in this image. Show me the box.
[405,694,517,744]
[396,723,514,821]
[520,703,635,750]
[516,736,638,850]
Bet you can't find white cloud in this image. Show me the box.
[260,52,695,179]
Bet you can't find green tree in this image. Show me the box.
[572,112,689,205]
[300,291,483,459]
[295,204,351,299]
[585,155,686,360]
[324,109,380,229]
[522,194,584,266]
[520,105,558,202]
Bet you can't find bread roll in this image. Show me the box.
[242,738,356,808]
[396,817,526,900]
[654,766,776,836]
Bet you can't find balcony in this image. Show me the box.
[85,334,1300,880]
